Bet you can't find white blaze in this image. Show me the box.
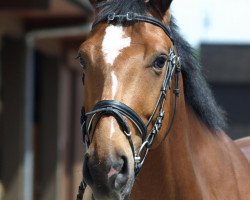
[109,72,118,139]
[102,25,128,139]
[111,71,118,99]
[110,71,118,139]
[110,119,115,139]
[102,25,131,65]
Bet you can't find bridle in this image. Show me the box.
[76,12,181,200]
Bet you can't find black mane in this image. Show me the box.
[170,20,227,131]
[95,0,227,131]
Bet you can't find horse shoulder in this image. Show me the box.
[235,136,250,163]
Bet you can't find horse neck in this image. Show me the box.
[131,95,250,199]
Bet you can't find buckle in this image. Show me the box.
[134,156,141,163]
[108,13,116,21]
[126,12,134,21]
[108,12,135,22]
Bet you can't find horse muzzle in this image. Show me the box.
[83,150,133,200]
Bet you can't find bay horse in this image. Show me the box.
[76,0,250,199]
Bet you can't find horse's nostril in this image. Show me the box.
[113,156,129,190]
[120,156,128,175]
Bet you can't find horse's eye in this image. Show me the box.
[153,55,168,70]
[79,56,86,68]
[76,53,86,69]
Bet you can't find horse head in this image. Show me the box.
[77,0,179,199]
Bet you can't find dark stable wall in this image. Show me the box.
[201,44,250,139]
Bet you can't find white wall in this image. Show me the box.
[171,0,250,46]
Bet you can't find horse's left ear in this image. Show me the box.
[146,0,173,15]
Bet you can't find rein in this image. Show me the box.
[77,12,181,200]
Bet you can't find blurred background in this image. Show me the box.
[0,0,249,200]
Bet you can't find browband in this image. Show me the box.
[93,12,175,44]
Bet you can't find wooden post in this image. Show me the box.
[35,52,59,200]
[1,37,27,200]
[0,38,4,200]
